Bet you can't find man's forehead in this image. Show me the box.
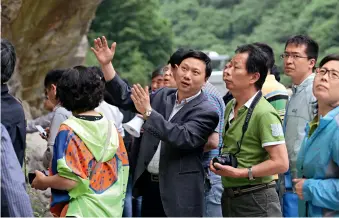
[231,53,248,64]
[285,43,307,53]
[162,66,170,73]
[152,75,163,81]
[181,58,206,69]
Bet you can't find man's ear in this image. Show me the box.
[51,84,57,93]
[309,58,316,70]
[249,72,260,85]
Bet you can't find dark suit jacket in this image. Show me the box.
[1,84,26,166]
[106,75,219,217]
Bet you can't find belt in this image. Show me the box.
[149,173,159,182]
[225,181,276,198]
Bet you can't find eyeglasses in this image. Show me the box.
[280,53,309,60]
[316,67,339,80]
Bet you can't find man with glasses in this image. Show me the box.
[150,66,164,93]
[163,64,177,88]
[279,35,319,214]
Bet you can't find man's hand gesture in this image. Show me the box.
[91,36,116,66]
[131,84,152,115]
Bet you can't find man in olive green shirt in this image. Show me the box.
[210,44,289,217]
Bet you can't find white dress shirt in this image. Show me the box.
[95,100,125,137]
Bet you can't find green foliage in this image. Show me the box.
[159,0,339,87]
[89,0,339,87]
[87,0,173,85]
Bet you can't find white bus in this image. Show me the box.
[205,51,230,96]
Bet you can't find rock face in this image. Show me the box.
[2,1,102,216]
[1,0,102,117]
[25,132,52,217]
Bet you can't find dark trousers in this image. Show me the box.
[222,186,282,217]
[141,171,166,217]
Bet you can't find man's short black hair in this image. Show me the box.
[168,48,189,68]
[285,34,319,62]
[177,50,212,78]
[235,44,268,90]
[56,65,104,113]
[254,42,275,71]
[1,39,16,83]
[151,65,164,79]
[319,54,339,67]
[44,69,66,88]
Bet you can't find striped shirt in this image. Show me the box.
[1,124,33,217]
[202,82,226,167]
[262,75,289,120]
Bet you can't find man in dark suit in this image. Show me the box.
[91,36,219,217]
[1,39,26,166]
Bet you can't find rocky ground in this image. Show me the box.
[25,132,52,217]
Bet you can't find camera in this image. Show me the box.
[28,170,49,184]
[212,153,238,169]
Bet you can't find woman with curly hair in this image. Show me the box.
[294,54,339,217]
[32,66,129,217]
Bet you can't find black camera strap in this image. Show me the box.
[222,91,263,156]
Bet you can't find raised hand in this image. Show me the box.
[131,84,151,115]
[91,36,116,65]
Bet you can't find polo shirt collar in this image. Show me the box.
[244,91,260,108]
[229,91,260,122]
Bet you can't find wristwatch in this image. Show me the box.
[143,108,152,120]
[248,167,255,181]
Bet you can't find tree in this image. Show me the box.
[88,0,173,85]
[159,0,339,87]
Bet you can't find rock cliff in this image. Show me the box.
[1,0,101,117]
[2,1,102,216]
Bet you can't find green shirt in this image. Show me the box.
[222,93,285,188]
[308,115,319,137]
